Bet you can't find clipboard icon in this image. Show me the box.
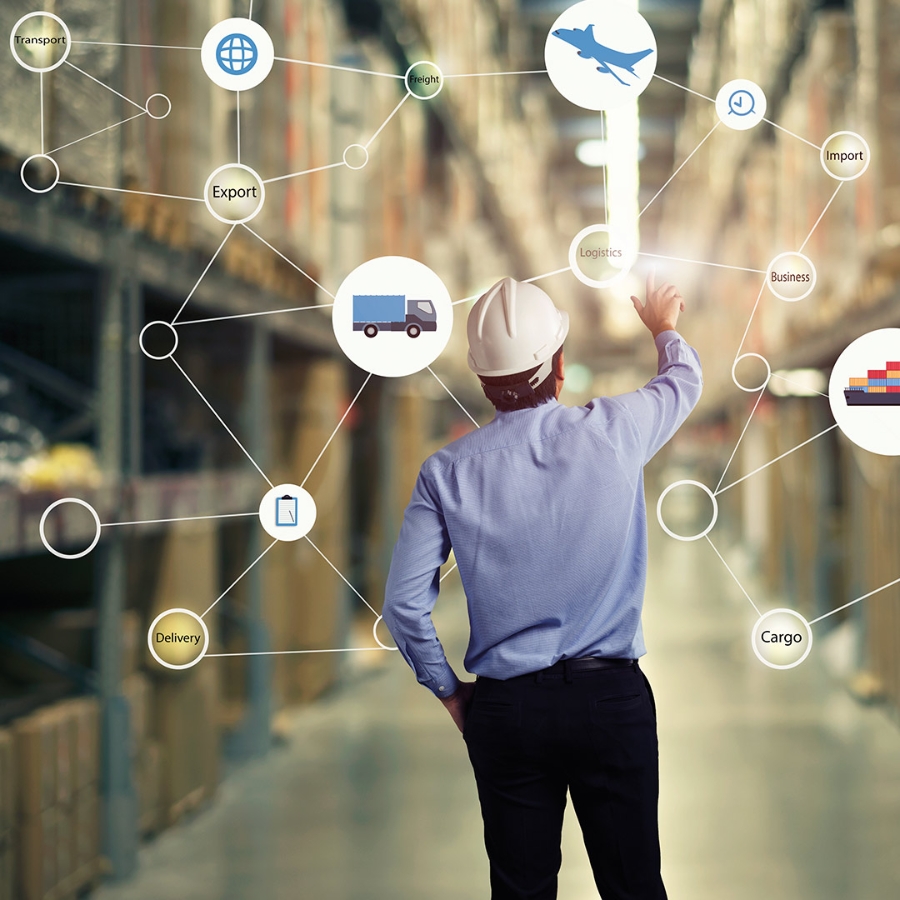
[275,495,298,527]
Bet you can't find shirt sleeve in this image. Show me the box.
[382,461,461,699]
[611,330,703,464]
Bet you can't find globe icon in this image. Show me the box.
[216,33,258,75]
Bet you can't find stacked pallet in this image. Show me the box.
[6,699,101,900]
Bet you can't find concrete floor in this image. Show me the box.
[94,534,900,899]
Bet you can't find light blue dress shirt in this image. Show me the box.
[383,330,703,697]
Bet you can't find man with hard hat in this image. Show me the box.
[383,273,701,900]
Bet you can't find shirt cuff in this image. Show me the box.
[427,663,461,700]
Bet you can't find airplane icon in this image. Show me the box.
[552,24,653,86]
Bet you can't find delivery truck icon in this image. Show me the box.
[352,294,438,338]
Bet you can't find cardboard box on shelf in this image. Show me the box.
[73,787,99,874]
[0,827,14,900]
[137,740,163,836]
[13,713,56,818]
[0,731,14,835]
[18,808,55,900]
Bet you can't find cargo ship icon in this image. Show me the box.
[844,359,900,405]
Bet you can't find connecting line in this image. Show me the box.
[763,119,821,151]
[600,111,608,225]
[734,278,768,362]
[452,293,482,306]
[40,73,44,154]
[170,356,275,488]
[72,41,201,51]
[809,576,900,626]
[57,182,204,203]
[524,267,573,285]
[263,161,347,185]
[304,535,380,617]
[171,225,237,324]
[206,647,390,658]
[769,372,829,399]
[443,69,549,79]
[704,535,762,617]
[47,111,147,155]
[365,93,410,150]
[236,91,241,165]
[202,538,278,618]
[174,302,335,326]
[64,60,146,113]
[637,252,765,275]
[639,121,720,219]
[248,0,254,18]
[242,225,337,300]
[715,385,768,493]
[651,73,715,104]
[102,512,258,528]
[300,373,372,490]
[440,562,459,583]
[428,367,481,429]
[715,424,839,496]
[798,182,843,253]
[274,57,405,79]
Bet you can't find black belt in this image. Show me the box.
[538,656,636,676]
[481,656,636,684]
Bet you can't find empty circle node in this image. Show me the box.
[139,321,179,360]
[751,608,812,669]
[343,144,370,170]
[10,12,71,72]
[145,93,172,119]
[405,61,444,100]
[39,498,102,560]
[373,615,398,651]
[20,155,60,194]
[732,353,771,393]
[656,480,718,542]
[148,608,209,670]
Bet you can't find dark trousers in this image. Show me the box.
[463,661,667,900]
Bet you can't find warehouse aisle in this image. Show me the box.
[93,533,900,900]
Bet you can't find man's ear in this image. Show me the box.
[554,348,565,381]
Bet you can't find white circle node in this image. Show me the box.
[751,608,813,669]
[373,615,398,651]
[766,251,817,302]
[259,484,317,541]
[405,61,444,100]
[10,12,71,72]
[200,18,275,92]
[568,224,636,288]
[39,498,102,560]
[139,321,179,360]
[731,352,771,393]
[656,480,718,542]
[148,608,210,670]
[820,131,870,181]
[545,1,657,111]
[343,144,370,170]
[715,79,767,131]
[203,163,265,225]
[332,256,454,378]
[20,154,60,194]
[828,328,900,456]
[145,93,172,119]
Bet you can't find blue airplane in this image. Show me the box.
[552,24,653,86]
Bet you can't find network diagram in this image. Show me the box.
[13,0,895,673]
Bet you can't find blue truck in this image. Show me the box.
[352,294,437,338]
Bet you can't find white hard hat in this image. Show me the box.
[467,277,569,382]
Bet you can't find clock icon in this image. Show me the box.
[727,89,756,116]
